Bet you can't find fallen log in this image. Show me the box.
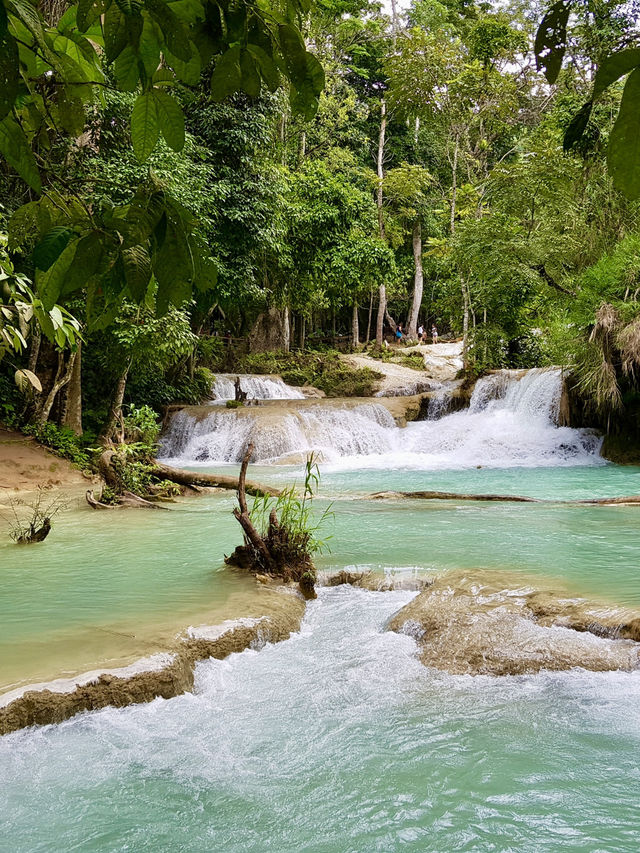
[150,462,281,497]
[370,490,539,503]
[85,489,167,510]
[370,490,640,506]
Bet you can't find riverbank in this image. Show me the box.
[0,427,89,504]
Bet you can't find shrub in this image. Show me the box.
[22,422,91,468]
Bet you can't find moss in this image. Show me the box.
[237,350,382,397]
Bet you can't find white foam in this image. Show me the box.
[159,368,603,470]
[210,374,305,402]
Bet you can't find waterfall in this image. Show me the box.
[160,368,603,469]
[159,404,398,464]
[210,374,305,402]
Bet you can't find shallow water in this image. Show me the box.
[2,588,640,852]
[3,368,640,849]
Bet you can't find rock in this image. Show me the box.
[387,569,640,676]
[0,588,306,735]
[319,569,431,592]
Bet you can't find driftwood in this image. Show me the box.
[150,461,281,497]
[85,489,167,510]
[225,444,316,598]
[370,490,640,506]
[16,519,51,543]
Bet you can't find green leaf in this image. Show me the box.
[114,45,140,91]
[608,67,640,199]
[138,18,161,79]
[0,30,19,121]
[165,46,201,85]
[131,91,159,161]
[247,44,280,92]
[122,245,152,301]
[60,231,110,295]
[36,238,79,310]
[76,0,110,32]
[33,227,75,271]
[114,0,143,15]
[56,84,87,135]
[103,5,130,61]
[593,48,640,100]
[534,1,570,84]
[146,0,192,62]
[210,45,242,101]
[240,50,260,98]
[152,88,184,151]
[563,100,593,151]
[0,116,41,192]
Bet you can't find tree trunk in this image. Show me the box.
[407,219,423,339]
[102,359,130,443]
[283,306,290,352]
[297,129,306,165]
[352,302,359,349]
[376,99,387,347]
[376,286,386,345]
[366,290,373,343]
[28,325,41,374]
[299,314,306,351]
[462,280,470,369]
[150,462,281,497]
[331,307,336,347]
[36,351,77,424]
[61,340,83,435]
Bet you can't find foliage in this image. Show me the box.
[22,421,91,468]
[238,349,382,396]
[3,488,68,544]
[536,1,640,198]
[248,453,333,578]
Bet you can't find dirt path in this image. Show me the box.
[342,341,463,393]
[0,428,88,504]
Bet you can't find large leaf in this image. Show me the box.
[240,50,260,98]
[14,368,42,393]
[60,230,110,295]
[210,45,242,101]
[0,116,41,192]
[563,100,593,151]
[114,45,140,91]
[534,1,570,84]
[122,244,152,301]
[32,227,75,271]
[36,238,79,310]
[165,46,201,85]
[131,91,159,161]
[608,67,640,199]
[103,5,131,61]
[0,28,19,121]
[153,88,184,151]
[114,0,143,15]
[76,0,110,32]
[593,48,640,100]
[146,0,192,62]
[247,44,280,92]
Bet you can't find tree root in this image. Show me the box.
[150,461,281,497]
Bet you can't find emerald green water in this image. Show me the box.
[2,463,640,850]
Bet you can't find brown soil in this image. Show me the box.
[0,428,88,503]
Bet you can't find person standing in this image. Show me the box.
[431,324,438,344]
[418,324,424,341]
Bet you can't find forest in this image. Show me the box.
[2,0,640,461]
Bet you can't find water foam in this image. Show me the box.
[160,368,603,469]
[210,374,305,402]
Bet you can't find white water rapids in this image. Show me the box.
[210,374,305,402]
[159,368,603,469]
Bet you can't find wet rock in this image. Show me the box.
[0,589,306,736]
[319,570,431,592]
[387,569,640,676]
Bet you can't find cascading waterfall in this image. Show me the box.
[159,368,603,468]
[210,374,305,402]
[160,404,398,464]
